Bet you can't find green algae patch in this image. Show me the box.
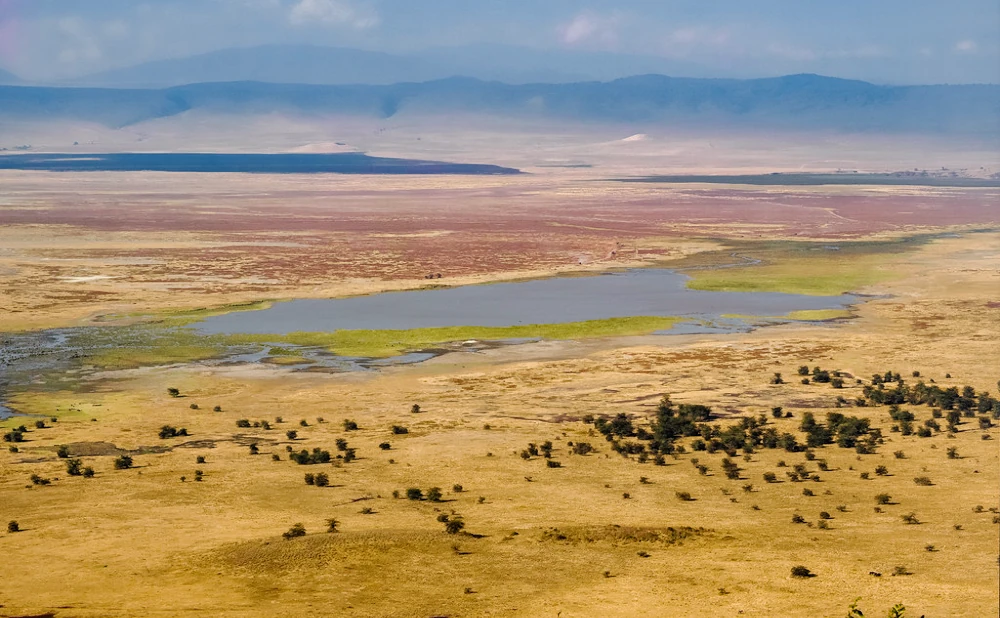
[225,316,687,358]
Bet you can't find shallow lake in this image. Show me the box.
[195,269,857,335]
[0,152,520,175]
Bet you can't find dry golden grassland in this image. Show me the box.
[1,232,998,617]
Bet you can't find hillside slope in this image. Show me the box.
[1,74,995,134]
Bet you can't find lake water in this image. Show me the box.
[0,152,520,175]
[618,173,1000,188]
[195,269,856,335]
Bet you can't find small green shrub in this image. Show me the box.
[65,459,83,476]
[158,425,188,439]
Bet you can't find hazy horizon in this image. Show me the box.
[1,0,998,85]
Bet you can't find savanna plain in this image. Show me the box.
[1,123,998,617]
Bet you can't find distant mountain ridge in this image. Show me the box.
[1,74,996,135]
[75,44,717,88]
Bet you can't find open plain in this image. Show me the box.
[1,123,999,617]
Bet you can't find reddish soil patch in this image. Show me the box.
[2,172,996,327]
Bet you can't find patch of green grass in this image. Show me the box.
[72,324,228,370]
[265,346,301,357]
[222,316,686,358]
[677,236,933,296]
[721,309,853,322]
[687,260,891,295]
[85,344,222,370]
[71,316,687,369]
[783,309,853,321]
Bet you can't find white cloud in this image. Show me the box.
[660,25,733,57]
[764,42,817,61]
[288,0,379,30]
[558,10,622,47]
[826,44,888,59]
[954,39,977,53]
[103,19,130,38]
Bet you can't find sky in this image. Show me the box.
[0,0,997,84]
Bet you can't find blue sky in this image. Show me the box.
[1,0,997,83]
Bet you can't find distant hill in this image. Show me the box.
[0,68,20,85]
[2,74,996,135]
[76,44,718,88]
